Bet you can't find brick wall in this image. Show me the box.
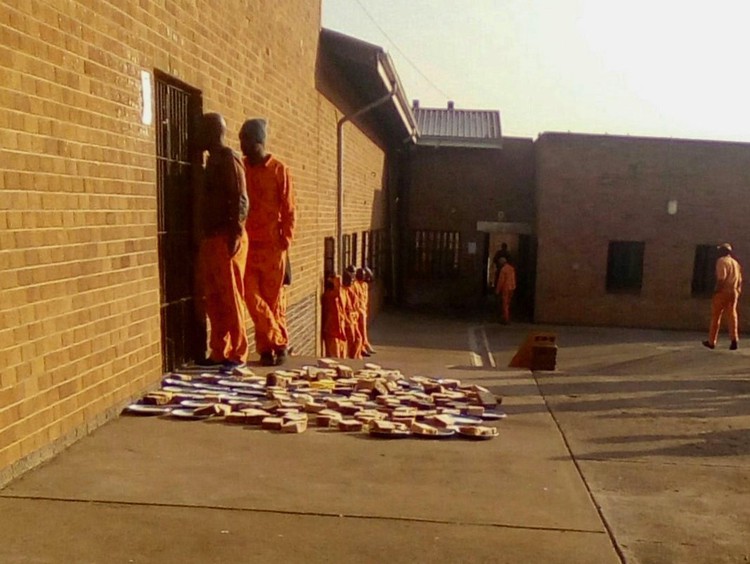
[0,0,387,485]
[402,138,535,308]
[535,132,750,330]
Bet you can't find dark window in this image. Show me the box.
[692,244,719,296]
[342,234,352,268]
[410,230,461,278]
[323,237,335,277]
[371,230,381,275]
[351,233,358,267]
[361,231,369,267]
[606,241,645,293]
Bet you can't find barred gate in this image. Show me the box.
[410,230,461,278]
[154,71,203,371]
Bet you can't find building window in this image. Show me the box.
[350,232,358,267]
[342,234,352,268]
[361,230,369,267]
[410,230,460,278]
[692,244,719,296]
[370,230,381,276]
[323,237,335,277]
[606,241,644,293]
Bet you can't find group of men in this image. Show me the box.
[195,113,294,368]
[321,266,376,359]
[194,112,742,364]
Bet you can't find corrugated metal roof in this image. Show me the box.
[414,104,502,149]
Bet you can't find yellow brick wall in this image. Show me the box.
[0,0,387,483]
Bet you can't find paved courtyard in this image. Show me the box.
[0,311,748,563]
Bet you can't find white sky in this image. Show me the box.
[321,0,750,142]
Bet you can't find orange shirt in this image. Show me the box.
[343,285,360,321]
[244,155,295,248]
[496,264,517,294]
[716,256,742,292]
[353,280,369,313]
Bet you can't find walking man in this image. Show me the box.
[195,113,249,368]
[239,119,296,366]
[495,257,516,324]
[703,243,742,350]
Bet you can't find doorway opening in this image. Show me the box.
[484,231,536,322]
[154,71,203,371]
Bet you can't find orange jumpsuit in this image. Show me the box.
[353,279,372,351]
[196,147,249,363]
[343,284,363,359]
[708,255,742,346]
[495,263,517,324]
[322,277,347,358]
[243,155,295,355]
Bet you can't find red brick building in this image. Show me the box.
[0,2,413,485]
[399,111,750,335]
[400,102,536,317]
[535,132,750,331]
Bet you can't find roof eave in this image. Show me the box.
[416,136,503,150]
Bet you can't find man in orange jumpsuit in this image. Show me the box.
[354,267,375,355]
[342,268,364,359]
[321,274,347,358]
[495,257,517,324]
[239,119,296,366]
[703,243,742,350]
[195,113,249,368]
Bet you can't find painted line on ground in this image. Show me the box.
[468,326,483,367]
[479,325,497,368]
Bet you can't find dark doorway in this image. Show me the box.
[154,71,203,371]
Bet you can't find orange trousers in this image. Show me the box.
[345,316,363,359]
[323,336,346,358]
[708,290,740,345]
[197,232,249,363]
[244,246,287,354]
[356,310,371,350]
[498,290,514,323]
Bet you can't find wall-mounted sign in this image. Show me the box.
[141,70,153,125]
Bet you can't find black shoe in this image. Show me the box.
[273,348,288,366]
[259,352,275,366]
[730,340,738,350]
[362,350,371,357]
[702,340,715,350]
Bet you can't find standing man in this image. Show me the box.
[239,119,296,366]
[495,257,517,324]
[321,273,348,358]
[342,268,364,359]
[195,113,249,368]
[703,243,742,350]
[492,242,511,289]
[354,267,375,355]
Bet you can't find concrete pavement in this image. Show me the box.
[484,320,750,564]
[3,311,747,563]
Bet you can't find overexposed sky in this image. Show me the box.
[322,0,750,142]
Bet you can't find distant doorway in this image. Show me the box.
[154,71,203,371]
[481,229,536,322]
